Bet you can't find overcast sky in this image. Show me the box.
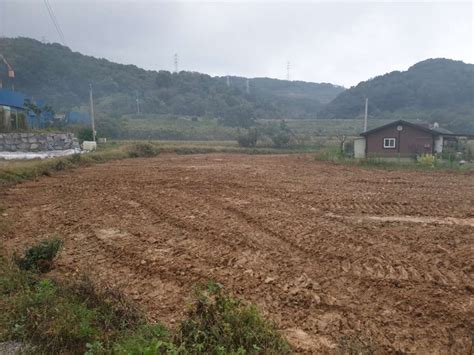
[1,0,472,87]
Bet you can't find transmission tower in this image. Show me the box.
[286,61,291,81]
[174,53,178,73]
[246,78,250,94]
[226,76,231,87]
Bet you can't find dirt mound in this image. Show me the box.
[1,154,473,353]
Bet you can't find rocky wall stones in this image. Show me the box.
[0,132,80,152]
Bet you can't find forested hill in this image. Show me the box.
[0,37,344,123]
[319,59,474,132]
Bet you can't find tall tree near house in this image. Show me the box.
[24,99,54,129]
[24,99,41,129]
[335,134,347,156]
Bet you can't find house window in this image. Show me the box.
[383,138,396,149]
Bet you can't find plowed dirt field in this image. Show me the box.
[1,154,473,353]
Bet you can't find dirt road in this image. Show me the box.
[1,154,473,353]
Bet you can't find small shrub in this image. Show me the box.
[237,128,258,148]
[14,237,62,273]
[270,131,291,148]
[77,128,94,143]
[127,143,159,158]
[176,281,291,354]
[314,147,342,162]
[69,153,82,164]
[418,154,437,168]
[54,159,69,171]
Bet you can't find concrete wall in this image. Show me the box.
[354,137,366,159]
[434,135,444,154]
[0,132,80,152]
[366,124,434,158]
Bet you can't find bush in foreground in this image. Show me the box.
[1,262,146,354]
[176,281,291,354]
[14,237,62,273]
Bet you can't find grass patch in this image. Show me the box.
[127,143,160,158]
[314,148,474,172]
[0,263,145,354]
[176,281,291,354]
[1,242,291,354]
[0,143,134,187]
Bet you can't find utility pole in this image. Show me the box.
[245,78,250,94]
[286,61,290,81]
[89,84,96,141]
[364,97,368,132]
[135,90,140,115]
[174,53,178,73]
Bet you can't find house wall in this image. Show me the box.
[0,132,79,152]
[366,123,434,158]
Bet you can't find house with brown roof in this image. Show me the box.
[354,120,474,159]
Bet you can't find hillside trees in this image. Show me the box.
[319,59,474,132]
[0,37,343,127]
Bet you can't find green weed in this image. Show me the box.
[175,281,291,354]
[14,237,62,273]
[0,259,146,354]
[127,143,160,158]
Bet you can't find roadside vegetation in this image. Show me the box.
[0,139,328,187]
[314,146,474,172]
[0,239,291,354]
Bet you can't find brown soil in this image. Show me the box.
[1,154,473,353]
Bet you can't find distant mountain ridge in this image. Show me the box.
[0,37,344,122]
[319,58,474,132]
[1,37,472,132]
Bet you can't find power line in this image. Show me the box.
[43,0,64,44]
[44,0,66,45]
[45,0,66,44]
[43,0,66,46]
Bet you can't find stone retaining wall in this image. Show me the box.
[0,132,80,152]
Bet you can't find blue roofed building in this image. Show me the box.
[66,111,90,125]
[0,89,50,131]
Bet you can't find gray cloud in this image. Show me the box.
[1,0,472,87]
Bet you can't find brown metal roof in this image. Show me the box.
[360,120,474,138]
